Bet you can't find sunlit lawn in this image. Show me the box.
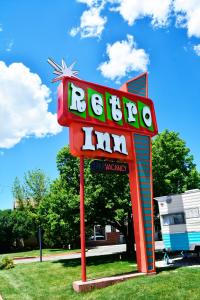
[0,248,80,259]
[0,254,200,300]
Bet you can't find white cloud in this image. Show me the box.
[110,0,172,26]
[71,0,200,40]
[77,0,99,6]
[174,0,200,38]
[70,0,172,39]
[70,5,107,38]
[98,35,149,81]
[194,44,200,56]
[0,26,3,32]
[6,40,14,52]
[0,61,61,149]
[69,27,80,37]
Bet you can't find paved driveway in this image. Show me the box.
[14,242,164,264]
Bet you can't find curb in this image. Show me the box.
[13,251,81,262]
[14,256,36,260]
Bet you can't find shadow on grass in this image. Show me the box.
[156,256,200,276]
[52,253,140,280]
[53,250,200,278]
[171,256,200,267]
[0,249,39,255]
[52,252,136,268]
[46,249,77,253]
[0,248,76,256]
[156,265,180,274]
[52,249,200,271]
[48,249,65,252]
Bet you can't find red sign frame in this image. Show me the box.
[58,77,158,138]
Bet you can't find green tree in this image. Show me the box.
[152,130,200,197]
[39,177,81,248]
[12,177,25,209]
[152,130,200,231]
[84,163,132,253]
[0,210,33,251]
[0,210,15,251]
[40,130,200,251]
[40,147,133,252]
[12,210,35,242]
[12,169,50,209]
[12,169,50,248]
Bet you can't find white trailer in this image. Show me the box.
[154,189,200,251]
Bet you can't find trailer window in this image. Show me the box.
[162,213,185,225]
[185,208,199,219]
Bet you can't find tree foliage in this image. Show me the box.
[38,148,81,247]
[8,169,50,250]
[152,130,200,231]
[12,169,50,209]
[43,131,200,250]
[39,178,81,247]
[39,147,133,250]
[2,130,199,252]
[0,210,15,251]
[0,209,34,251]
[152,130,200,197]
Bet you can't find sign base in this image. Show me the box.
[73,272,155,292]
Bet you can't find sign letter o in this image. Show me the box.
[142,106,152,128]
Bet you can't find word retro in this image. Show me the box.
[58,77,157,137]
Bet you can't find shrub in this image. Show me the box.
[0,256,14,270]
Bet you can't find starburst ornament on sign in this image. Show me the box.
[47,58,79,82]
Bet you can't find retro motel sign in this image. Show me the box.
[48,58,158,281]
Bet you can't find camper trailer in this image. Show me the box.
[155,189,200,251]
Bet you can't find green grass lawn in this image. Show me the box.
[0,254,200,300]
[0,248,80,259]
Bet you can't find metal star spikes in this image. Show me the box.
[47,58,79,82]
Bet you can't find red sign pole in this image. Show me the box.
[129,160,148,273]
[80,156,86,282]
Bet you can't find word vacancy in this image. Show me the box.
[58,77,157,160]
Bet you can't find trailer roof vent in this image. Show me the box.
[166,196,172,204]
[184,189,200,194]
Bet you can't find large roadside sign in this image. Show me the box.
[48,57,157,283]
[58,77,157,160]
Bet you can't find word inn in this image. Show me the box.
[82,127,128,155]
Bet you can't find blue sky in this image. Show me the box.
[0,0,200,209]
